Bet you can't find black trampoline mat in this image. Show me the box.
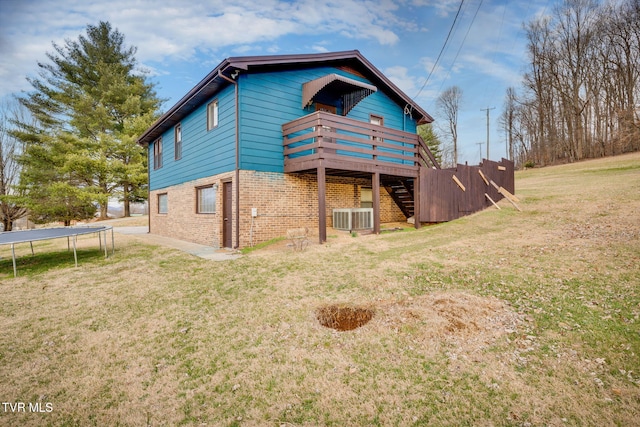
[0,226,111,245]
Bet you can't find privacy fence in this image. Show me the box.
[419,158,515,223]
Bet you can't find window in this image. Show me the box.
[361,187,373,208]
[153,137,163,169]
[315,103,336,153]
[197,185,217,213]
[174,124,182,160]
[370,114,384,142]
[207,100,219,130]
[158,193,168,214]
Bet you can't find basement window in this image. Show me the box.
[361,187,373,208]
[197,185,217,214]
[158,193,168,214]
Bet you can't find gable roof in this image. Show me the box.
[137,50,433,146]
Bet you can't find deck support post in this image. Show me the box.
[372,172,380,234]
[414,170,421,229]
[318,165,327,244]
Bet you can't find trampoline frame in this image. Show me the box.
[0,226,115,277]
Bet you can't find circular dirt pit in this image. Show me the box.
[316,304,374,331]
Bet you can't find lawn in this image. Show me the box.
[1,153,639,426]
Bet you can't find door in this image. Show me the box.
[223,181,232,248]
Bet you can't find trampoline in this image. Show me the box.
[0,226,114,277]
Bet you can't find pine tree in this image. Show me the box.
[13,21,161,222]
[417,124,443,167]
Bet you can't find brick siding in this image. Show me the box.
[149,172,234,247]
[149,170,406,248]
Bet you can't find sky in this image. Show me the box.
[0,0,553,164]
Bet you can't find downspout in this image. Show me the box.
[218,69,240,249]
[147,146,151,234]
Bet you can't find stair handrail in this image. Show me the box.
[416,135,441,170]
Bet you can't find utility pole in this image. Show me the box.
[476,142,483,163]
[480,107,495,160]
[505,126,509,160]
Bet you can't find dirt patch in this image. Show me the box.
[317,292,521,339]
[376,291,523,340]
[316,304,375,331]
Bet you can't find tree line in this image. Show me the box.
[0,22,161,230]
[502,0,640,167]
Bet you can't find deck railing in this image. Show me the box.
[283,111,437,175]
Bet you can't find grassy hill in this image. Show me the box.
[1,153,639,426]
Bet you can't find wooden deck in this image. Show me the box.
[282,111,515,244]
[283,111,438,177]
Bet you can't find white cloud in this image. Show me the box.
[311,45,330,53]
[410,0,462,17]
[0,0,416,99]
[460,53,524,88]
[233,45,261,54]
[266,45,281,53]
[384,66,419,97]
[0,0,542,137]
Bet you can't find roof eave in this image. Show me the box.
[352,52,434,125]
[137,58,234,146]
[137,50,434,145]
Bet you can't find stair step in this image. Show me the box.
[386,178,416,218]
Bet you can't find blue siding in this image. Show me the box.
[149,65,419,188]
[237,68,418,172]
[149,84,236,190]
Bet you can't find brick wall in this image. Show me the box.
[149,172,234,247]
[237,171,406,247]
[149,170,406,248]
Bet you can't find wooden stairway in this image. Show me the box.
[384,178,415,219]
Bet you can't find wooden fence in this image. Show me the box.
[419,158,515,222]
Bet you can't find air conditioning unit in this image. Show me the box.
[332,208,374,231]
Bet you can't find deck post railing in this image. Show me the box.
[283,111,435,173]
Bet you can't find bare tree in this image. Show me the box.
[0,99,28,231]
[598,0,640,154]
[518,0,640,165]
[499,87,518,161]
[437,86,462,166]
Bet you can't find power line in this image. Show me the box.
[428,0,484,110]
[413,0,466,100]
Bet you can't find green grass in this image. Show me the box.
[239,236,286,254]
[1,153,639,426]
[0,249,107,277]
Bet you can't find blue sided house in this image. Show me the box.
[137,50,513,249]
